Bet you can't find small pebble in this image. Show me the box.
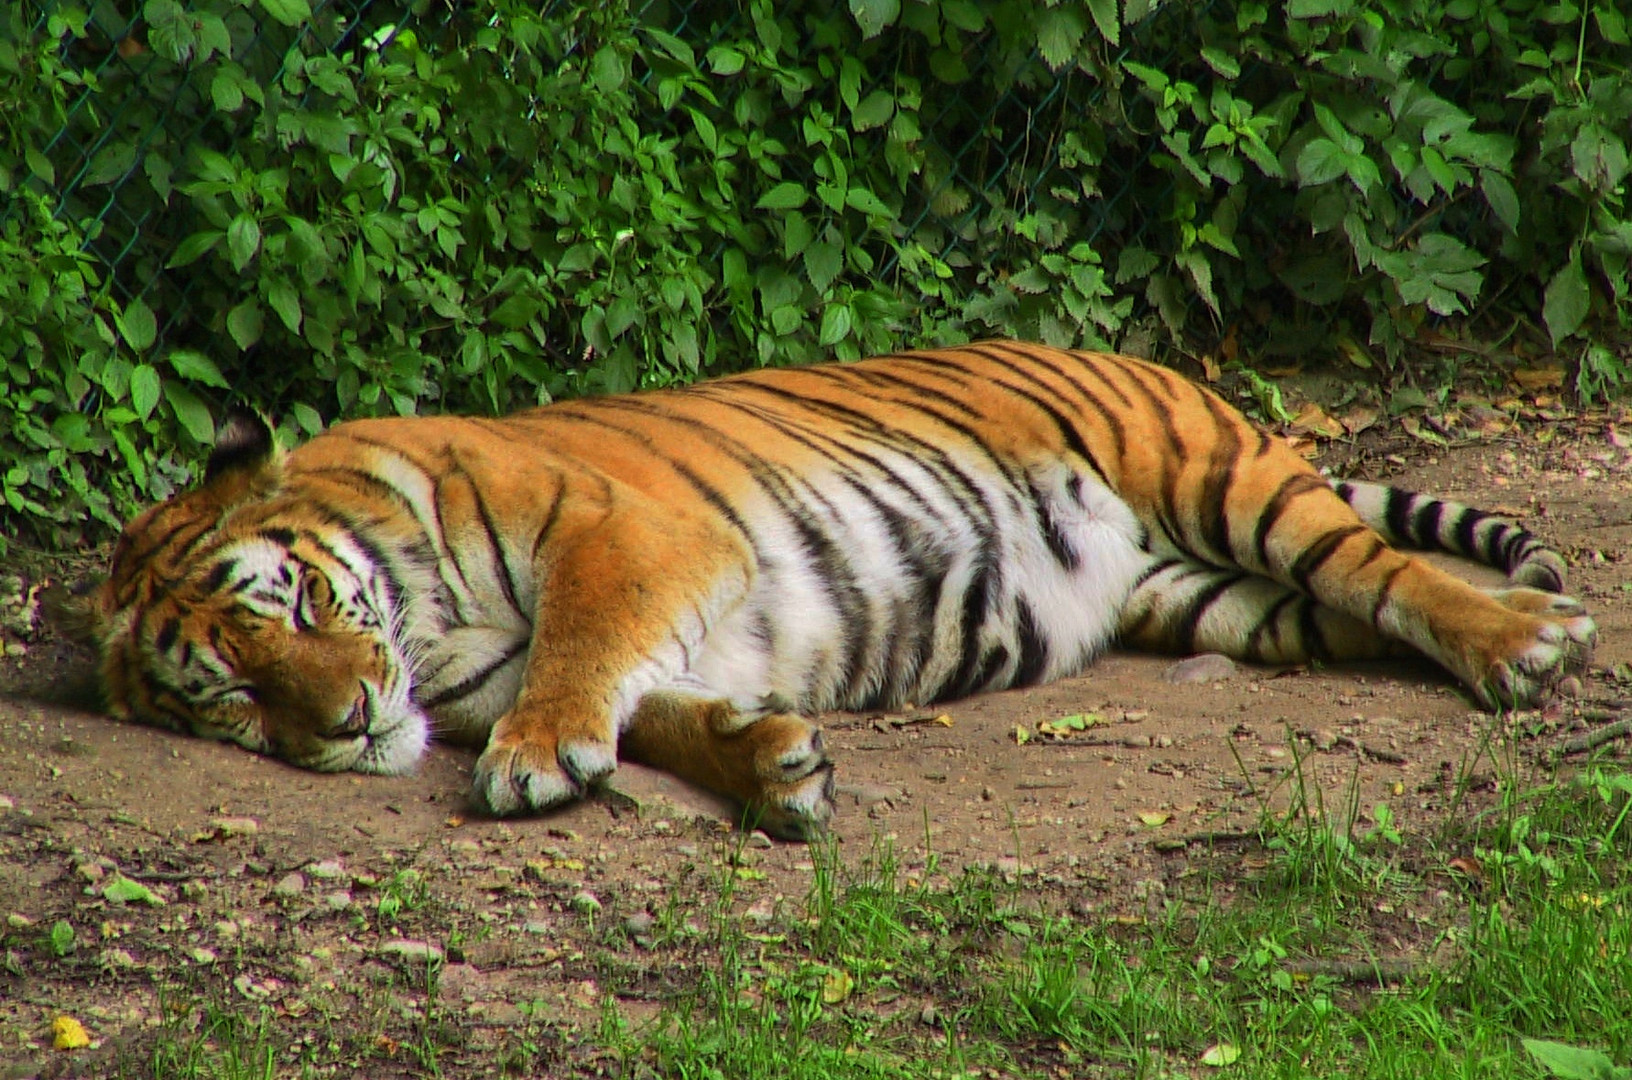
[306,859,347,880]
[1163,653,1238,684]
[271,872,307,899]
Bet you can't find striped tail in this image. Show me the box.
[1331,480,1567,593]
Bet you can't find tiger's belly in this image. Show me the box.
[682,460,1152,712]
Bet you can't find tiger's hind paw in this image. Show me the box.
[1485,586,1589,620]
[470,730,618,817]
[1474,609,1597,710]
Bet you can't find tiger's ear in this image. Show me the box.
[200,408,283,504]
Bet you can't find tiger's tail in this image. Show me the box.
[1331,480,1567,593]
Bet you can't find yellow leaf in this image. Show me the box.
[1012,725,1031,746]
[1201,1042,1241,1067]
[1138,811,1171,828]
[52,1015,90,1051]
[822,968,855,1004]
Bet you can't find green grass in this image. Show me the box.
[117,755,1632,1079]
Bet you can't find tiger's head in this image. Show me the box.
[82,412,428,775]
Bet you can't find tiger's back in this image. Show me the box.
[87,341,1596,838]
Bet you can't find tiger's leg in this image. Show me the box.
[1118,559,1407,664]
[1212,454,1595,708]
[469,494,792,817]
[1121,559,1594,678]
[620,692,836,840]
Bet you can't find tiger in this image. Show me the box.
[81,340,1596,839]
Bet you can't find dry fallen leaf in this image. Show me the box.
[1513,366,1565,390]
[1339,404,1381,436]
[1289,402,1345,439]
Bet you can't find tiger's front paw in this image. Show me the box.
[736,714,837,842]
[1475,607,1597,710]
[470,724,618,817]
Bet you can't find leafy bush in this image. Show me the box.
[0,0,1628,552]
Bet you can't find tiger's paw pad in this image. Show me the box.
[470,737,618,817]
[1478,613,1598,710]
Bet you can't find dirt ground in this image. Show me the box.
[1,416,1628,1077]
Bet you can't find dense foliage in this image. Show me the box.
[1,0,1628,550]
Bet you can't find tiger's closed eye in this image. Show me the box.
[293,568,327,630]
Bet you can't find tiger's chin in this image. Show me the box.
[350,712,432,775]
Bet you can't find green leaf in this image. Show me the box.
[168,230,223,268]
[165,383,217,445]
[102,875,164,906]
[849,0,899,38]
[707,46,746,76]
[291,402,324,436]
[1296,138,1348,186]
[1543,249,1591,347]
[258,0,311,27]
[1571,124,1630,194]
[228,214,261,272]
[25,147,54,185]
[111,426,148,492]
[1480,170,1520,232]
[1287,0,1351,15]
[168,349,230,388]
[130,364,161,420]
[818,303,853,346]
[116,298,158,352]
[942,0,985,31]
[590,45,625,93]
[267,279,302,333]
[84,140,137,186]
[1521,1038,1625,1080]
[852,90,895,131]
[756,183,808,211]
[805,240,844,294]
[227,300,263,351]
[844,187,890,216]
[1085,0,1120,47]
[1037,6,1087,69]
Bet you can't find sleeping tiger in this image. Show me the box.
[82,341,1596,838]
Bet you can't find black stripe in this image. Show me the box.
[1384,486,1414,545]
[1288,524,1368,590]
[154,617,181,654]
[420,639,529,709]
[1198,393,1245,564]
[1012,597,1050,688]
[1370,562,1407,629]
[1412,497,1445,550]
[1178,573,1250,655]
[1252,473,1330,571]
[1454,505,1480,558]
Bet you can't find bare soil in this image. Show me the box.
[1,420,1628,1078]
